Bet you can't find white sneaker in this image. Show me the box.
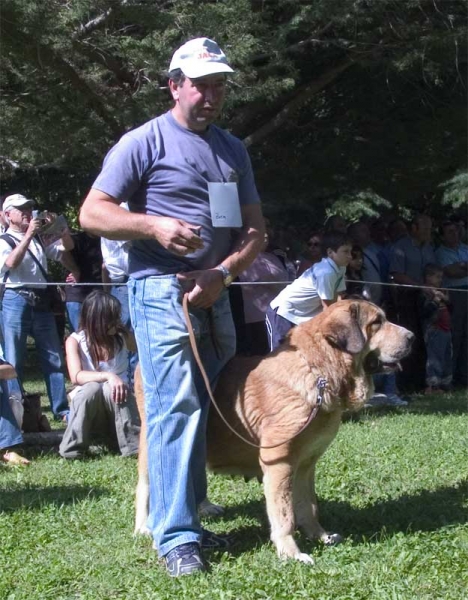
[364,393,389,408]
[385,393,408,407]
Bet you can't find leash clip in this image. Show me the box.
[316,377,327,406]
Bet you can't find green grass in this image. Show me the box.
[1,365,467,599]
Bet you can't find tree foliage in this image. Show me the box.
[1,0,466,223]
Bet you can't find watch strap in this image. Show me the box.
[215,264,233,287]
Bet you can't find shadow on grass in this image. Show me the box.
[404,393,467,416]
[320,479,468,543]
[217,479,468,556]
[343,394,467,423]
[0,484,108,513]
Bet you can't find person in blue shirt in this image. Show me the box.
[435,220,468,387]
[79,38,265,576]
[389,214,436,391]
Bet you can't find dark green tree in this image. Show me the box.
[1,0,466,222]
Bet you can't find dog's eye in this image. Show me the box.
[371,318,383,329]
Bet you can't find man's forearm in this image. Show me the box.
[80,189,160,240]
[218,204,265,279]
[60,251,80,278]
[4,236,33,270]
[443,262,468,279]
[60,231,75,251]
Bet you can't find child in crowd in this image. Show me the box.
[266,231,352,350]
[419,264,453,394]
[59,290,140,459]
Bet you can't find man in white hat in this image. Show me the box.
[80,38,265,575]
[0,193,71,420]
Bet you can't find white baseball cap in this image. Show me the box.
[2,193,35,212]
[169,37,234,79]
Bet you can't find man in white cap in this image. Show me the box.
[80,38,265,576]
[0,194,72,420]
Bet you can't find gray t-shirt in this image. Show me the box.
[93,111,260,277]
[389,236,435,284]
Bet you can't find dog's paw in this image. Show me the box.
[276,537,314,565]
[294,552,314,564]
[198,498,225,517]
[321,532,343,546]
[133,523,151,537]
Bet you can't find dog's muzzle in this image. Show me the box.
[363,351,403,374]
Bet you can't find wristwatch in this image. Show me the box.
[216,264,234,287]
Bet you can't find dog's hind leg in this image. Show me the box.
[134,420,150,536]
[262,459,314,564]
[134,470,151,536]
[293,459,342,546]
[198,497,225,517]
[134,364,150,536]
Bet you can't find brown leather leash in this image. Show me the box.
[182,293,327,450]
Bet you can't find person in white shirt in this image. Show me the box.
[100,202,137,384]
[0,193,73,420]
[266,231,352,350]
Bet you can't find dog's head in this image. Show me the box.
[294,299,414,409]
[318,299,414,369]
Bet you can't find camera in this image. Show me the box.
[32,210,48,220]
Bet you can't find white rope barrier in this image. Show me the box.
[2,279,467,293]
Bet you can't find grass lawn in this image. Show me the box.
[1,354,467,599]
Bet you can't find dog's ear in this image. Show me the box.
[324,302,366,354]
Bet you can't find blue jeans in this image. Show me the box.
[424,326,452,387]
[66,301,82,333]
[0,379,23,451]
[448,287,467,385]
[265,306,295,351]
[129,275,236,556]
[0,310,4,354]
[2,290,69,418]
[373,372,398,395]
[111,283,138,386]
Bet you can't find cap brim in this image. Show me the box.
[177,62,234,79]
[5,200,35,211]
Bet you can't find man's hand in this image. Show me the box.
[433,290,448,304]
[151,217,204,256]
[66,271,80,284]
[177,268,224,309]
[43,211,56,225]
[25,216,44,239]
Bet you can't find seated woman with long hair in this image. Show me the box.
[59,290,140,459]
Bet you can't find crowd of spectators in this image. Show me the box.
[0,193,467,464]
[232,211,468,399]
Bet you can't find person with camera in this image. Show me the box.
[0,193,73,421]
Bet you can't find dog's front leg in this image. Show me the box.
[293,459,342,546]
[262,458,314,564]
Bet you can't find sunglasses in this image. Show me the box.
[308,241,321,247]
